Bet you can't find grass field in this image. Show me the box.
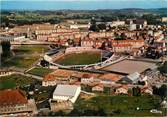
[28,67,54,77]
[55,52,101,65]
[2,56,39,68]
[0,74,37,89]
[2,45,49,69]
[72,95,162,116]
[13,45,49,55]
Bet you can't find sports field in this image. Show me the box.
[0,74,38,89]
[2,45,49,69]
[55,52,102,65]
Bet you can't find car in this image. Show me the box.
[150,109,162,114]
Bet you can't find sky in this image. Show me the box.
[1,0,167,10]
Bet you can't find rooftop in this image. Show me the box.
[0,89,28,106]
[53,85,80,97]
[127,72,140,81]
[43,69,77,81]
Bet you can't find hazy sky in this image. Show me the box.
[1,0,167,10]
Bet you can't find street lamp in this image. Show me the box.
[161,98,167,116]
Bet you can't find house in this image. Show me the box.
[133,19,147,29]
[109,21,125,27]
[141,87,153,95]
[162,17,167,22]
[115,85,129,94]
[112,44,132,53]
[50,100,73,112]
[92,84,104,92]
[81,73,99,84]
[70,24,90,29]
[52,84,81,103]
[111,39,145,48]
[121,72,140,84]
[42,69,76,86]
[42,74,58,86]
[0,89,37,116]
[81,37,94,47]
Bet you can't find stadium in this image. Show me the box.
[43,47,117,70]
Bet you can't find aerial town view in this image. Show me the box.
[0,0,167,116]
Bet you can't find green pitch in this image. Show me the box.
[55,52,102,66]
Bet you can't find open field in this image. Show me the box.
[13,45,49,55]
[2,45,50,69]
[2,56,39,68]
[28,67,54,77]
[72,95,162,116]
[0,74,37,89]
[55,52,101,66]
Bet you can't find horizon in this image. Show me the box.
[1,0,167,10]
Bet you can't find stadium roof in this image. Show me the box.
[127,72,140,82]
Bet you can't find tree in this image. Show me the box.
[159,61,167,74]
[159,85,167,99]
[40,59,49,67]
[89,24,100,32]
[97,23,106,30]
[89,18,100,32]
[132,87,141,96]
[153,85,167,99]
[1,41,11,57]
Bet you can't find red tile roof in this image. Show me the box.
[111,39,144,43]
[0,89,28,106]
[112,44,132,47]
[116,85,129,90]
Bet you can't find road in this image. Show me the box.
[15,71,43,81]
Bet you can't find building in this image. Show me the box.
[162,17,167,22]
[50,100,73,112]
[141,86,153,95]
[70,24,90,29]
[115,85,129,94]
[52,85,81,103]
[42,69,76,86]
[121,72,140,84]
[129,24,137,31]
[133,19,147,29]
[112,44,132,53]
[108,21,125,27]
[0,89,37,116]
[81,73,99,84]
[111,39,145,48]
[81,37,94,47]
[92,84,104,92]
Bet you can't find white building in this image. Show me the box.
[53,85,81,103]
[70,24,90,29]
[108,21,125,27]
[162,17,167,22]
[129,24,136,31]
